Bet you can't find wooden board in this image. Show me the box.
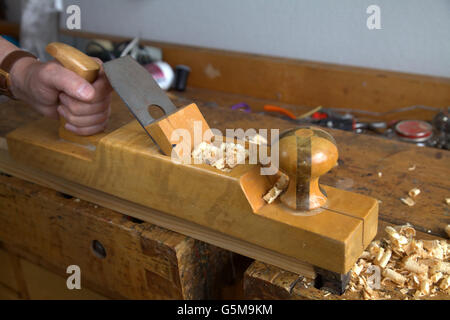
[0,174,233,299]
[3,99,377,274]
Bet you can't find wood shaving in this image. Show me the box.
[348,224,449,300]
[263,173,289,204]
[191,141,248,172]
[408,164,416,171]
[383,268,406,285]
[446,198,450,206]
[408,188,421,198]
[446,225,450,239]
[440,276,450,290]
[400,197,415,207]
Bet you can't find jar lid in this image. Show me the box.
[395,120,432,141]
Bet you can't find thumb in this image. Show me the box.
[43,63,95,102]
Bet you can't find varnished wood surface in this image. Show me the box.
[46,42,100,83]
[4,123,373,274]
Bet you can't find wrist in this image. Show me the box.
[9,56,39,100]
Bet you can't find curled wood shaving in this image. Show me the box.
[263,173,289,204]
[383,268,406,285]
[348,224,449,300]
[403,256,428,275]
[378,249,392,268]
[408,188,421,198]
[440,276,450,290]
[400,197,415,207]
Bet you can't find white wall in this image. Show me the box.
[5,0,450,78]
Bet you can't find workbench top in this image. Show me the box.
[1,87,449,299]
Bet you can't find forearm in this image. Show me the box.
[0,37,39,100]
[0,36,20,63]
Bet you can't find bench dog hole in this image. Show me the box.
[91,240,107,259]
[58,192,73,199]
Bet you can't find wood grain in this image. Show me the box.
[19,259,107,300]
[0,173,233,299]
[0,144,316,278]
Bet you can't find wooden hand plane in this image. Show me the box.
[4,43,378,294]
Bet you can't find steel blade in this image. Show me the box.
[104,56,176,128]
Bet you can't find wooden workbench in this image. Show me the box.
[0,85,449,299]
[0,24,449,299]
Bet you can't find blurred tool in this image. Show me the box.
[119,37,140,58]
[86,38,163,64]
[263,105,297,119]
[383,107,450,149]
[231,102,251,113]
[387,120,433,146]
[431,107,450,149]
[174,65,191,91]
[85,39,115,62]
[85,38,172,90]
[230,103,386,133]
[144,61,174,91]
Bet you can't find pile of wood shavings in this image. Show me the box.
[191,141,248,172]
[348,224,449,299]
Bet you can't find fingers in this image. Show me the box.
[59,104,110,136]
[59,92,110,116]
[58,103,110,126]
[37,59,112,136]
[40,62,96,102]
[65,122,108,136]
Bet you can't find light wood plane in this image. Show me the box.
[5,115,378,275]
[2,43,378,278]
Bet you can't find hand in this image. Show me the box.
[9,57,112,135]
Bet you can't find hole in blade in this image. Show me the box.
[148,104,165,120]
